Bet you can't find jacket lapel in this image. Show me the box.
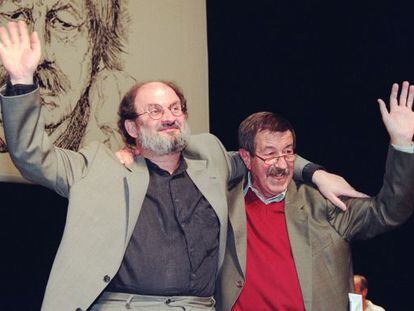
[227,180,247,277]
[185,157,228,270]
[285,182,312,311]
[123,156,150,246]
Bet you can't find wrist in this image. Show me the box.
[303,163,325,185]
[390,137,412,147]
[9,75,34,85]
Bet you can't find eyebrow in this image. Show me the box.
[49,1,84,21]
[146,101,181,107]
[8,0,32,9]
[262,143,294,151]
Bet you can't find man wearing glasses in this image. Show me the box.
[218,101,414,310]
[0,21,366,310]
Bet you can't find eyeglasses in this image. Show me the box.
[254,152,296,165]
[136,102,184,120]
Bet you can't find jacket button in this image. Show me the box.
[236,280,244,288]
[75,308,82,311]
[103,275,111,283]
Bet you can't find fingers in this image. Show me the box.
[339,188,370,198]
[7,21,19,46]
[385,82,414,111]
[377,98,388,120]
[399,81,409,107]
[0,26,11,47]
[327,194,347,211]
[407,85,414,109]
[30,31,41,56]
[18,20,30,47]
[0,21,27,48]
[389,83,399,112]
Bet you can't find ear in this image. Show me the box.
[124,119,139,139]
[239,148,253,170]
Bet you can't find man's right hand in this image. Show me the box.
[378,81,414,147]
[0,21,41,85]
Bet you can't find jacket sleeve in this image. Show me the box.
[1,89,97,197]
[327,146,414,241]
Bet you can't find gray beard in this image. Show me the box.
[138,122,191,155]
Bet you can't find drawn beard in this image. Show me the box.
[0,61,90,151]
[0,60,73,132]
[138,120,191,155]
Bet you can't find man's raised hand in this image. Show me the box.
[378,81,414,147]
[0,21,41,85]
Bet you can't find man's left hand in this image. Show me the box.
[312,170,369,211]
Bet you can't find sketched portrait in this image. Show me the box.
[0,0,134,153]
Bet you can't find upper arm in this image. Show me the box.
[1,89,96,197]
[328,147,414,240]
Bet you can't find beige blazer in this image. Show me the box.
[216,146,414,311]
[1,89,246,311]
[0,88,322,311]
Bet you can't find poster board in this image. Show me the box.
[0,0,209,182]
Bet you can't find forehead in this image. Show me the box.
[1,0,85,12]
[255,130,293,151]
[134,83,180,108]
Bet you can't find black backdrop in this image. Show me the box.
[1,1,414,310]
[207,1,414,310]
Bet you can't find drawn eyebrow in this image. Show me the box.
[49,2,85,22]
[5,1,32,10]
[10,0,31,6]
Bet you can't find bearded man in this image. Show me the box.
[0,21,363,310]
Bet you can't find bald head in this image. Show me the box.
[354,275,368,297]
[118,81,188,146]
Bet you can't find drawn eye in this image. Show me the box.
[1,10,30,22]
[47,10,83,32]
[49,16,77,31]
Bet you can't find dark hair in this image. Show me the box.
[238,111,296,154]
[87,0,129,73]
[118,81,188,146]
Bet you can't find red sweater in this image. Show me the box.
[232,190,305,311]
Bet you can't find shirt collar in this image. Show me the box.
[243,171,287,204]
[145,155,187,176]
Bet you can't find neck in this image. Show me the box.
[141,149,181,174]
[362,297,368,310]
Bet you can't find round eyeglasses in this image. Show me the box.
[254,153,296,165]
[136,102,184,120]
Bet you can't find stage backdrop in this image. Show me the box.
[0,0,209,182]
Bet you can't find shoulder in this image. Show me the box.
[77,141,123,169]
[185,133,226,156]
[366,300,386,311]
[290,181,332,218]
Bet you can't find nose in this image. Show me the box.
[160,106,176,121]
[274,156,288,168]
[30,15,54,64]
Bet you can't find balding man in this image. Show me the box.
[0,21,363,310]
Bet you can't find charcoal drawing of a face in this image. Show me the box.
[0,0,131,152]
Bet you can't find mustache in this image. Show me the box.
[35,61,70,96]
[158,120,181,130]
[266,165,290,178]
